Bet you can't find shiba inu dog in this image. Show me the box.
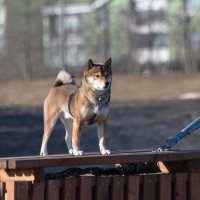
[40,58,112,156]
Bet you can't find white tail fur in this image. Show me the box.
[54,70,73,86]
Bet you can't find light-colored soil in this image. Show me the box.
[0,74,200,107]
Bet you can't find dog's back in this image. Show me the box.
[45,71,77,106]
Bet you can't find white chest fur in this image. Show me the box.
[81,104,109,120]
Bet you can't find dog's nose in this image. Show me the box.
[104,81,109,88]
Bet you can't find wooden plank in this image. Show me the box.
[0,161,7,170]
[6,181,29,200]
[127,175,139,200]
[189,173,200,200]
[96,176,110,200]
[143,175,157,200]
[6,150,200,170]
[6,182,16,200]
[16,182,29,200]
[159,174,171,200]
[0,182,6,200]
[46,179,60,200]
[0,168,44,182]
[64,178,78,200]
[79,176,93,200]
[175,173,187,200]
[111,176,124,200]
[157,161,169,173]
[32,181,44,200]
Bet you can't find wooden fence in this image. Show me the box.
[1,150,200,200]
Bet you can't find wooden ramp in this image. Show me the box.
[1,149,200,200]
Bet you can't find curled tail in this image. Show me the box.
[54,70,75,87]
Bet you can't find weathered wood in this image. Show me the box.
[157,160,200,173]
[0,168,44,182]
[159,174,171,200]
[127,175,139,200]
[64,178,78,200]
[0,161,7,170]
[111,176,124,200]
[0,182,5,200]
[46,179,60,200]
[175,173,187,200]
[1,150,200,200]
[143,175,157,200]
[32,181,44,200]
[79,176,93,200]
[16,182,29,200]
[189,173,200,200]
[96,176,110,200]
[6,182,16,200]
[6,182,29,200]
[5,150,200,170]
[157,161,169,173]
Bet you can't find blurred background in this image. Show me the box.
[1,0,200,79]
[1,0,200,157]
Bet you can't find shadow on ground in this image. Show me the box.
[1,99,200,157]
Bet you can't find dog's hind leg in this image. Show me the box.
[60,117,73,154]
[40,108,59,156]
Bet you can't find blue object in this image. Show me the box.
[156,116,200,151]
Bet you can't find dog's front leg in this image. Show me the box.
[97,118,111,155]
[72,119,83,156]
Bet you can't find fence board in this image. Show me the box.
[32,181,44,200]
[96,176,110,200]
[127,175,139,200]
[143,175,157,200]
[0,182,5,200]
[79,176,93,200]
[159,174,171,200]
[64,178,78,200]
[189,173,200,200]
[175,173,187,200]
[46,179,60,200]
[6,182,16,200]
[6,182,29,200]
[111,176,124,200]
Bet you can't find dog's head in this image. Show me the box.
[84,58,112,92]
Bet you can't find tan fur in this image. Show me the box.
[40,58,112,156]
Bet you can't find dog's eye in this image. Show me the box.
[95,74,100,78]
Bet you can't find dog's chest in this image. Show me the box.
[81,105,109,125]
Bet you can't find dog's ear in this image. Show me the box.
[104,58,112,69]
[88,59,94,69]
[84,59,94,75]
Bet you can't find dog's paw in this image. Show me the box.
[40,152,48,156]
[69,149,73,155]
[73,150,84,156]
[100,149,111,155]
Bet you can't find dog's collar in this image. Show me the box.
[80,88,110,109]
[68,87,110,118]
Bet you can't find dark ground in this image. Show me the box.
[1,99,200,158]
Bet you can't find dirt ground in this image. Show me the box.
[1,99,200,157]
[1,74,200,157]
[1,74,200,107]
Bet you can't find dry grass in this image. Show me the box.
[0,74,200,107]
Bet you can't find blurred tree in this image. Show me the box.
[5,0,44,80]
[109,0,129,70]
[83,0,129,69]
[189,0,200,71]
[167,0,200,73]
